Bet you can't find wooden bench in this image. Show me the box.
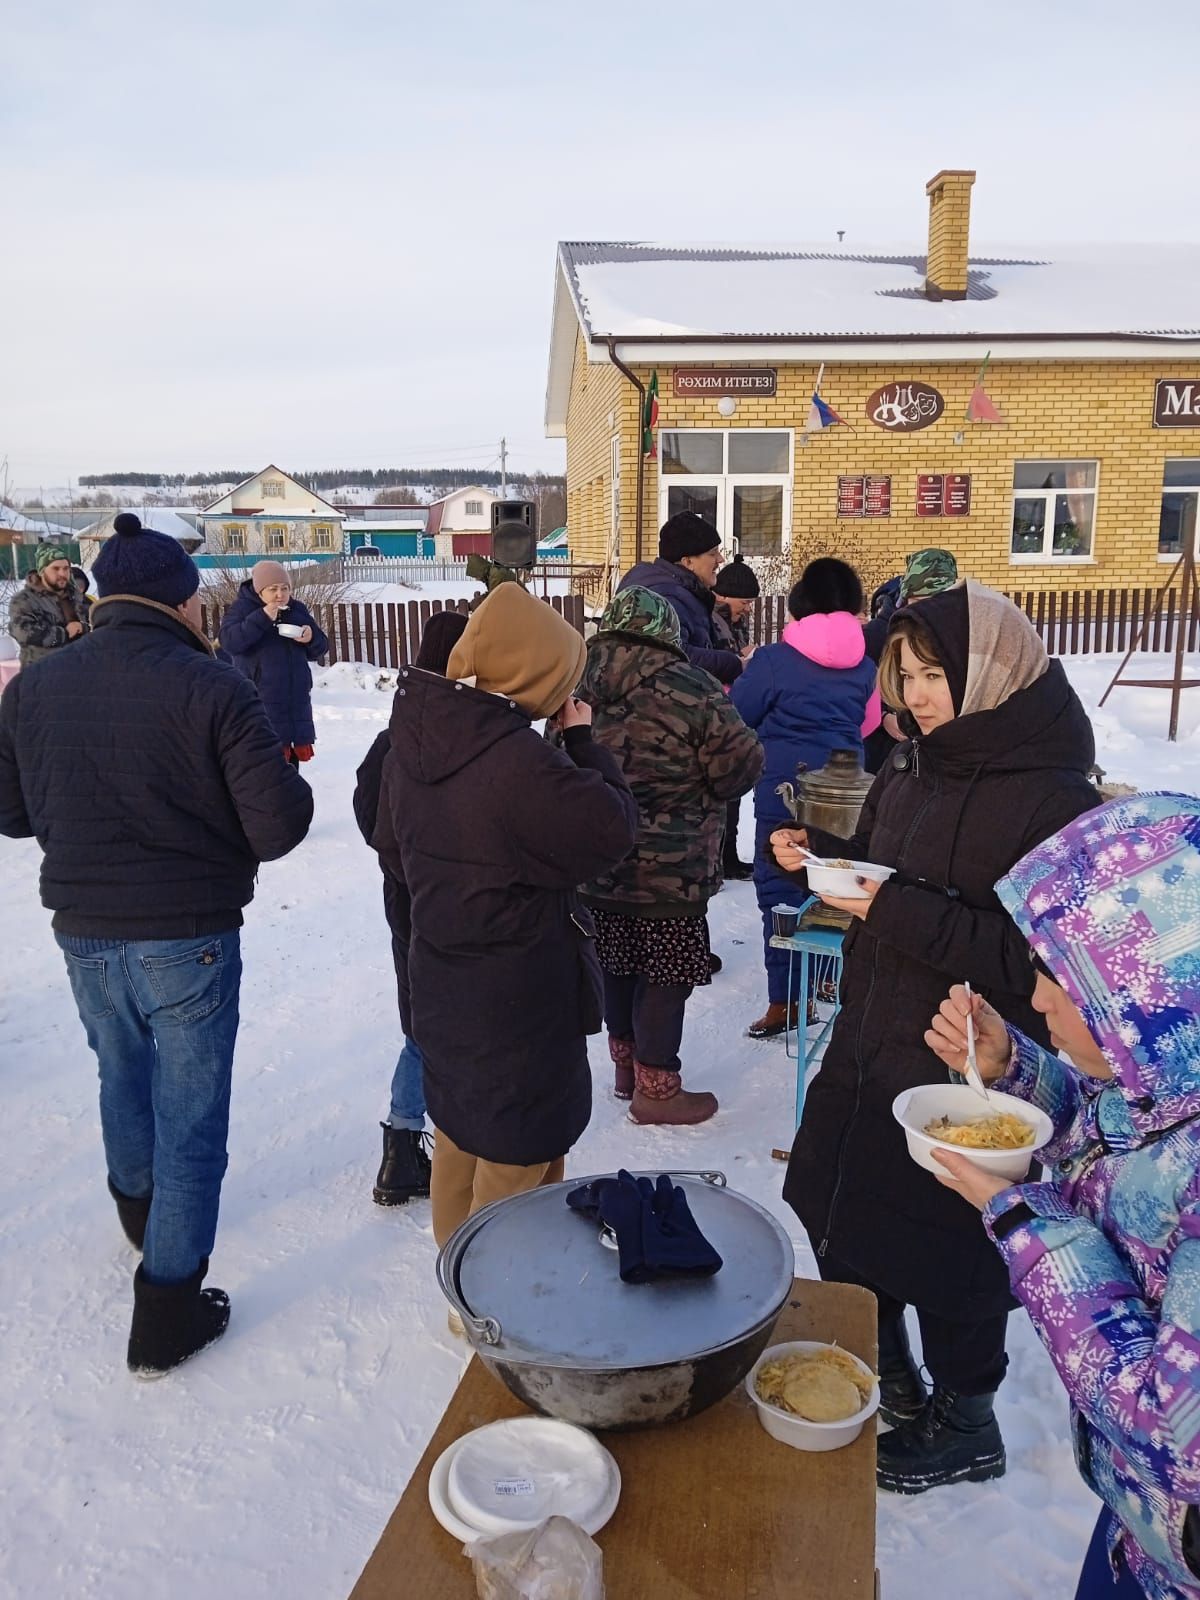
[350,1278,878,1599]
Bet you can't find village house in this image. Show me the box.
[545,170,1200,593]
[424,485,501,559]
[197,466,345,561]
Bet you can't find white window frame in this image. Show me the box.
[224,524,246,553]
[265,524,287,552]
[262,479,285,499]
[1159,462,1200,562]
[463,498,484,516]
[1009,460,1099,565]
[656,428,794,556]
[312,525,334,551]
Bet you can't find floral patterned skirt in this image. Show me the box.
[592,910,712,988]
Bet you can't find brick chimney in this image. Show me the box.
[924,169,975,301]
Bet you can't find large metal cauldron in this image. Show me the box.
[436,1171,795,1431]
[776,747,874,838]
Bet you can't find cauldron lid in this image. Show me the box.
[444,1173,795,1369]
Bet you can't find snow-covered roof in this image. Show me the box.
[0,505,73,537]
[560,241,1200,342]
[545,239,1200,433]
[81,508,203,543]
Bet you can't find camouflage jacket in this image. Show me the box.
[578,587,763,918]
[8,572,90,667]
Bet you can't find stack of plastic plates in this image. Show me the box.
[427,1417,621,1546]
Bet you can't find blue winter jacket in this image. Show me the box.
[731,612,878,825]
[219,581,329,746]
[617,559,742,684]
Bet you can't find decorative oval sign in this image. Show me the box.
[867,381,945,432]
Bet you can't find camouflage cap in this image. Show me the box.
[596,586,683,651]
[35,544,71,572]
[901,547,959,600]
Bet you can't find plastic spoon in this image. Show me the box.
[963,982,991,1102]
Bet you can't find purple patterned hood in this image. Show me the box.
[997,793,1200,1133]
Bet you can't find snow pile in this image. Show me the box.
[0,655,1195,1598]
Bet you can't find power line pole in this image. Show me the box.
[499,437,507,494]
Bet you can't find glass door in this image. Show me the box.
[727,481,788,558]
[664,480,723,531]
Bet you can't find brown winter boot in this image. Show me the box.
[609,1035,635,1100]
[629,1063,718,1126]
[746,1001,800,1039]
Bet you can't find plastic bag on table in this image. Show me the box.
[466,1514,604,1600]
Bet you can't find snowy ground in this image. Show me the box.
[1,655,1196,1600]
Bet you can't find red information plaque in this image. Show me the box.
[944,473,971,516]
[915,473,971,516]
[917,474,944,516]
[838,475,891,518]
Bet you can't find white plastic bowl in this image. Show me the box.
[745,1340,880,1452]
[892,1082,1053,1183]
[806,859,896,900]
[276,622,305,640]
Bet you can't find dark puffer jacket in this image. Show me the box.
[219,581,329,746]
[577,590,763,919]
[353,729,411,1030]
[372,667,638,1165]
[8,571,90,666]
[618,559,742,683]
[0,597,313,938]
[783,659,1099,1320]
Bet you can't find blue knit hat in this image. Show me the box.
[93,512,200,607]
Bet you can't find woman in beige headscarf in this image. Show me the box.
[770,580,1098,1495]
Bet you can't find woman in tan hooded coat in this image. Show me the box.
[771,580,1098,1493]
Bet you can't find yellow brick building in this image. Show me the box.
[545,172,1200,595]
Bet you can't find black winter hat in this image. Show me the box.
[93,512,200,608]
[659,512,721,564]
[712,552,760,599]
[787,557,864,620]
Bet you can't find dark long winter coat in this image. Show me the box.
[219,581,329,746]
[577,596,763,919]
[353,729,412,1030]
[0,596,313,938]
[783,660,1098,1321]
[371,667,638,1166]
[618,559,742,684]
[8,571,90,666]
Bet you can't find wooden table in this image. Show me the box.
[350,1279,878,1600]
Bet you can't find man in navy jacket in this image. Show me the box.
[0,513,312,1377]
[617,513,744,685]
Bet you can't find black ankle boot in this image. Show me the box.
[876,1388,1005,1494]
[127,1263,230,1378]
[373,1124,432,1206]
[877,1316,928,1429]
[108,1176,152,1252]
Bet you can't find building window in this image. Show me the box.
[1011,461,1097,561]
[1159,460,1200,560]
[464,499,483,516]
[312,525,334,550]
[658,429,792,556]
[266,525,287,551]
[262,479,285,498]
[225,525,246,552]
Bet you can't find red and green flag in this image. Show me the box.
[966,351,1005,425]
[642,369,659,457]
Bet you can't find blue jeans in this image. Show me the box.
[56,930,242,1286]
[388,1035,426,1131]
[753,813,805,1004]
[1074,1511,1145,1599]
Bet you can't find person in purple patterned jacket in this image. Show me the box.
[926,793,1200,1600]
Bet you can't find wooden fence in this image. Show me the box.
[747,585,1200,656]
[199,593,587,669]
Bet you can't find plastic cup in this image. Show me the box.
[772,904,801,938]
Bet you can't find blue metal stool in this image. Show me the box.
[768,897,846,1126]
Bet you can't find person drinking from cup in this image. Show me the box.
[769,579,1098,1493]
[925,794,1200,1600]
[220,562,329,766]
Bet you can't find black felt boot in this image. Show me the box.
[127,1263,230,1378]
[877,1315,928,1430]
[108,1177,152,1252]
[373,1124,432,1206]
[876,1388,1006,1494]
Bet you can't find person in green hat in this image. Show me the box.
[7,544,90,666]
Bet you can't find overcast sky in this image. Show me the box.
[3,0,1198,491]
